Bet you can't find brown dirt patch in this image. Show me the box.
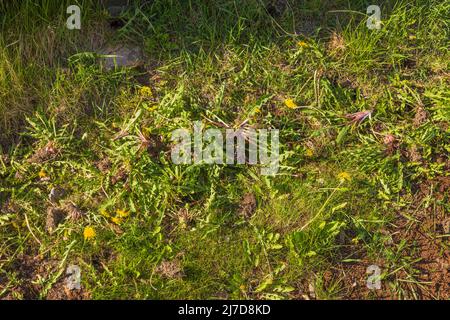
[318,174,449,300]
[27,141,59,164]
[413,105,428,127]
[45,207,66,234]
[239,193,257,220]
[110,166,129,185]
[96,157,112,173]
[1,253,90,300]
[328,32,346,56]
[156,259,184,280]
[46,281,90,300]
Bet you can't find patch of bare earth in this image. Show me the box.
[27,141,59,164]
[239,193,257,220]
[156,258,184,280]
[46,281,90,300]
[310,170,449,300]
[397,177,450,299]
[329,175,449,299]
[324,232,392,299]
[1,254,90,300]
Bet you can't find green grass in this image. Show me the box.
[0,0,449,300]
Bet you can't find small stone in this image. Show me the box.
[97,44,144,71]
[102,0,130,17]
[49,187,66,203]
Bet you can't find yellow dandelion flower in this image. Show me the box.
[111,216,122,225]
[284,99,298,109]
[145,104,158,112]
[38,169,47,178]
[297,40,308,48]
[83,226,96,240]
[408,35,417,40]
[100,208,110,218]
[305,148,314,157]
[116,209,130,218]
[140,86,153,97]
[337,171,352,182]
[254,107,261,114]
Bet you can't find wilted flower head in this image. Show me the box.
[345,110,372,125]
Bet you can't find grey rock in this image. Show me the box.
[102,0,132,17]
[49,186,66,203]
[97,44,144,71]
